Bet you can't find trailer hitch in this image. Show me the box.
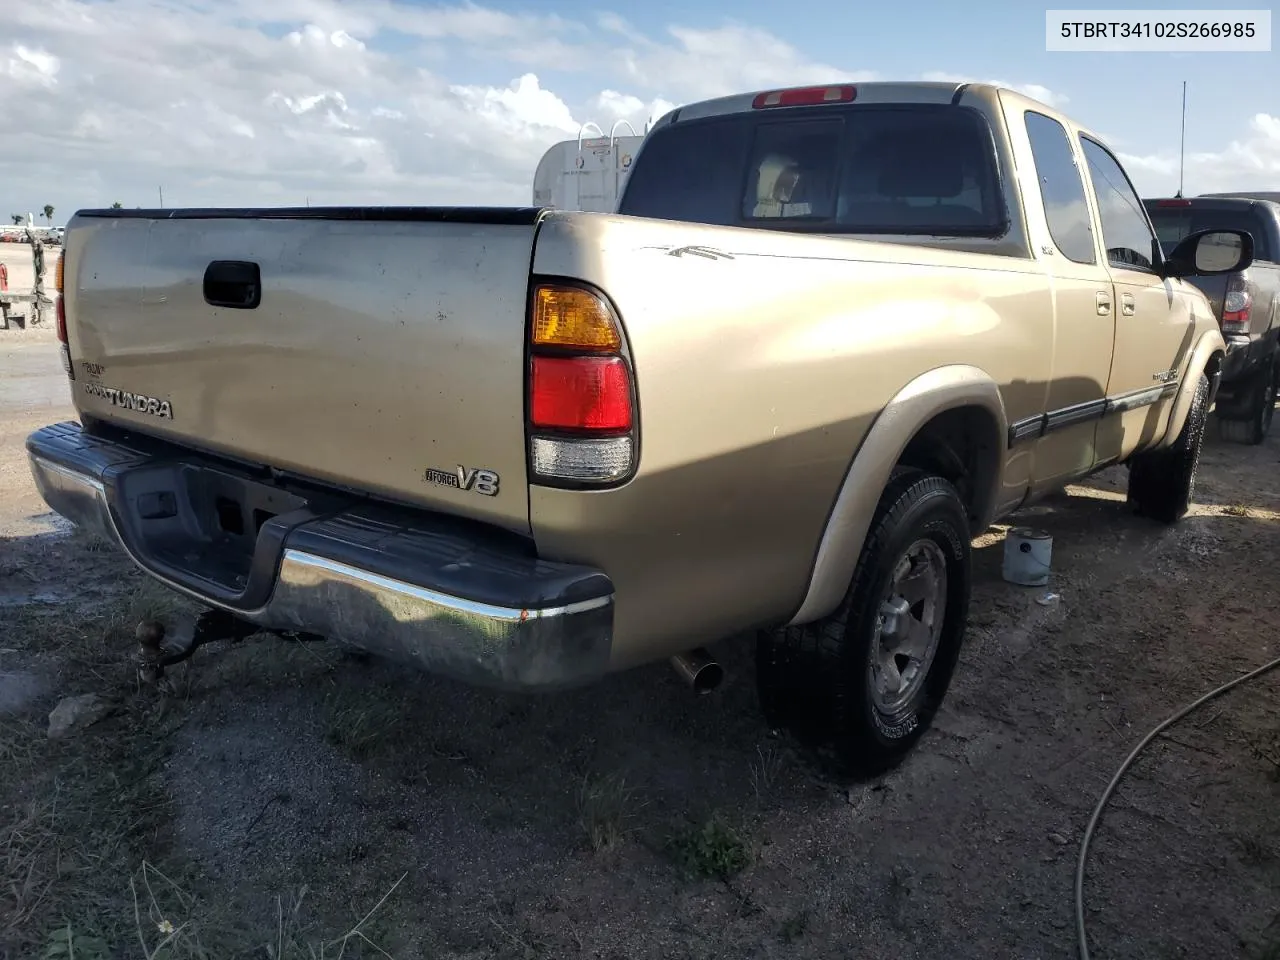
[135,610,325,684]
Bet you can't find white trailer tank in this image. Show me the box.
[532,121,648,213]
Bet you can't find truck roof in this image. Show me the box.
[1146,195,1274,206]
[1196,192,1280,205]
[654,80,1105,149]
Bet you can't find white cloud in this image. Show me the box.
[1120,113,1280,195]
[5,44,60,88]
[285,24,368,53]
[613,24,873,101]
[591,91,678,132]
[9,2,852,211]
[450,74,579,137]
[0,0,1272,221]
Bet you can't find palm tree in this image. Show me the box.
[110,201,123,209]
[42,204,54,225]
[10,214,22,225]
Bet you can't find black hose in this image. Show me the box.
[1075,653,1280,960]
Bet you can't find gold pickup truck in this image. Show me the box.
[27,82,1250,774]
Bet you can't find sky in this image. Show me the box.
[1,0,1277,223]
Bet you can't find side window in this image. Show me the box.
[1024,111,1095,264]
[1078,136,1159,271]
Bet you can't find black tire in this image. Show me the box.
[756,468,971,777]
[1128,372,1209,524]
[1217,360,1275,446]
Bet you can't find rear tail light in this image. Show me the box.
[526,282,636,486]
[530,356,632,430]
[1156,198,1193,207]
[1222,275,1252,335]
[529,435,634,483]
[532,286,622,351]
[56,297,73,378]
[752,85,857,109]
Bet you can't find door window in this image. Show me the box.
[1078,136,1159,271]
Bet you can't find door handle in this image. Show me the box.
[1121,293,1135,317]
[1095,291,1112,316]
[203,260,262,309]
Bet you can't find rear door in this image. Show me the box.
[1014,107,1117,491]
[1077,136,1194,464]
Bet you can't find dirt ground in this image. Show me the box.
[1,330,1277,959]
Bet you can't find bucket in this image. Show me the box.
[1002,527,1053,586]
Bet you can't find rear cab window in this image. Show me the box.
[618,104,1009,238]
[1143,202,1275,263]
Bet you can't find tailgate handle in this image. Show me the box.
[203,260,261,309]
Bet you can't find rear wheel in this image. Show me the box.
[756,468,971,776]
[1217,360,1275,445]
[1128,372,1209,524]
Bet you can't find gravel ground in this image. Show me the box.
[1,336,1277,959]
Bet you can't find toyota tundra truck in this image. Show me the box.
[27,82,1247,774]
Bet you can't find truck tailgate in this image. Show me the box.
[64,208,539,532]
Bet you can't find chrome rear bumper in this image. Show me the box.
[27,422,614,691]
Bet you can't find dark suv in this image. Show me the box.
[1144,194,1280,444]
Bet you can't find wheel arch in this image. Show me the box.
[1163,330,1227,447]
[786,365,1008,627]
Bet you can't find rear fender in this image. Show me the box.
[786,365,1008,626]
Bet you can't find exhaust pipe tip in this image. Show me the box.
[670,647,723,694]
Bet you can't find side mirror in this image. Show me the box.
[1164,228,1254,278]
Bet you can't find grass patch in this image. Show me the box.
[1,583,407,958]
[0,571,197,957]
[39,924,112,959]
[5,568,192,666]
[69,528,113,555]
[2,533,418,958]
[670,813,751,881]
[576,770,641,853]
[0,694,180,956]
[322,689,403,762]
[121,861,405,960]
[749,743,785,804]
[98,578,191,646]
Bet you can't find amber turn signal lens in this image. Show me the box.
[55,253,64,293]
[532,285,621,351]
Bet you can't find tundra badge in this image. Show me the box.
[82,382,174,419]
[424,465,500,497]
